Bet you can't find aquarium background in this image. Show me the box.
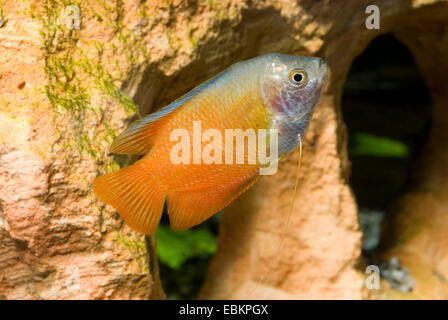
[1,0,448,300]
[154,33,432,299]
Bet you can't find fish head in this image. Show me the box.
[260,53,329,122]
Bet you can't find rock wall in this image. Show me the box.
[379,9,448,299]
[1,0,447,299]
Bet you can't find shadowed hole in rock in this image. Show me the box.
[342,34,432,292]
[156,211,220,299]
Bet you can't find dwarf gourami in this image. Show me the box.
[93,53,329,234]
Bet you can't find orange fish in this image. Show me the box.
[93,54,328,234]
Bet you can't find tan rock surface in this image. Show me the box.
[378,13,448,299]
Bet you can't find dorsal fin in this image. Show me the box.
[110,69,230,155]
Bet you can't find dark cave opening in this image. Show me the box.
[342,34,432,276]
[157,213,220,300]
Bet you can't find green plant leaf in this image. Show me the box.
[349,132,409,158]
[155,225,217,270]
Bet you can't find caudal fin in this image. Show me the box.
[93,162,166,234]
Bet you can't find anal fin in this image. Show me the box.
[167,171,260,231]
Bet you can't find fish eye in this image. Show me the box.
[289,69,307,86]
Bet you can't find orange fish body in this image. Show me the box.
[94,54,328,234]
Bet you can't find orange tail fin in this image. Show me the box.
[93,162,166,234]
